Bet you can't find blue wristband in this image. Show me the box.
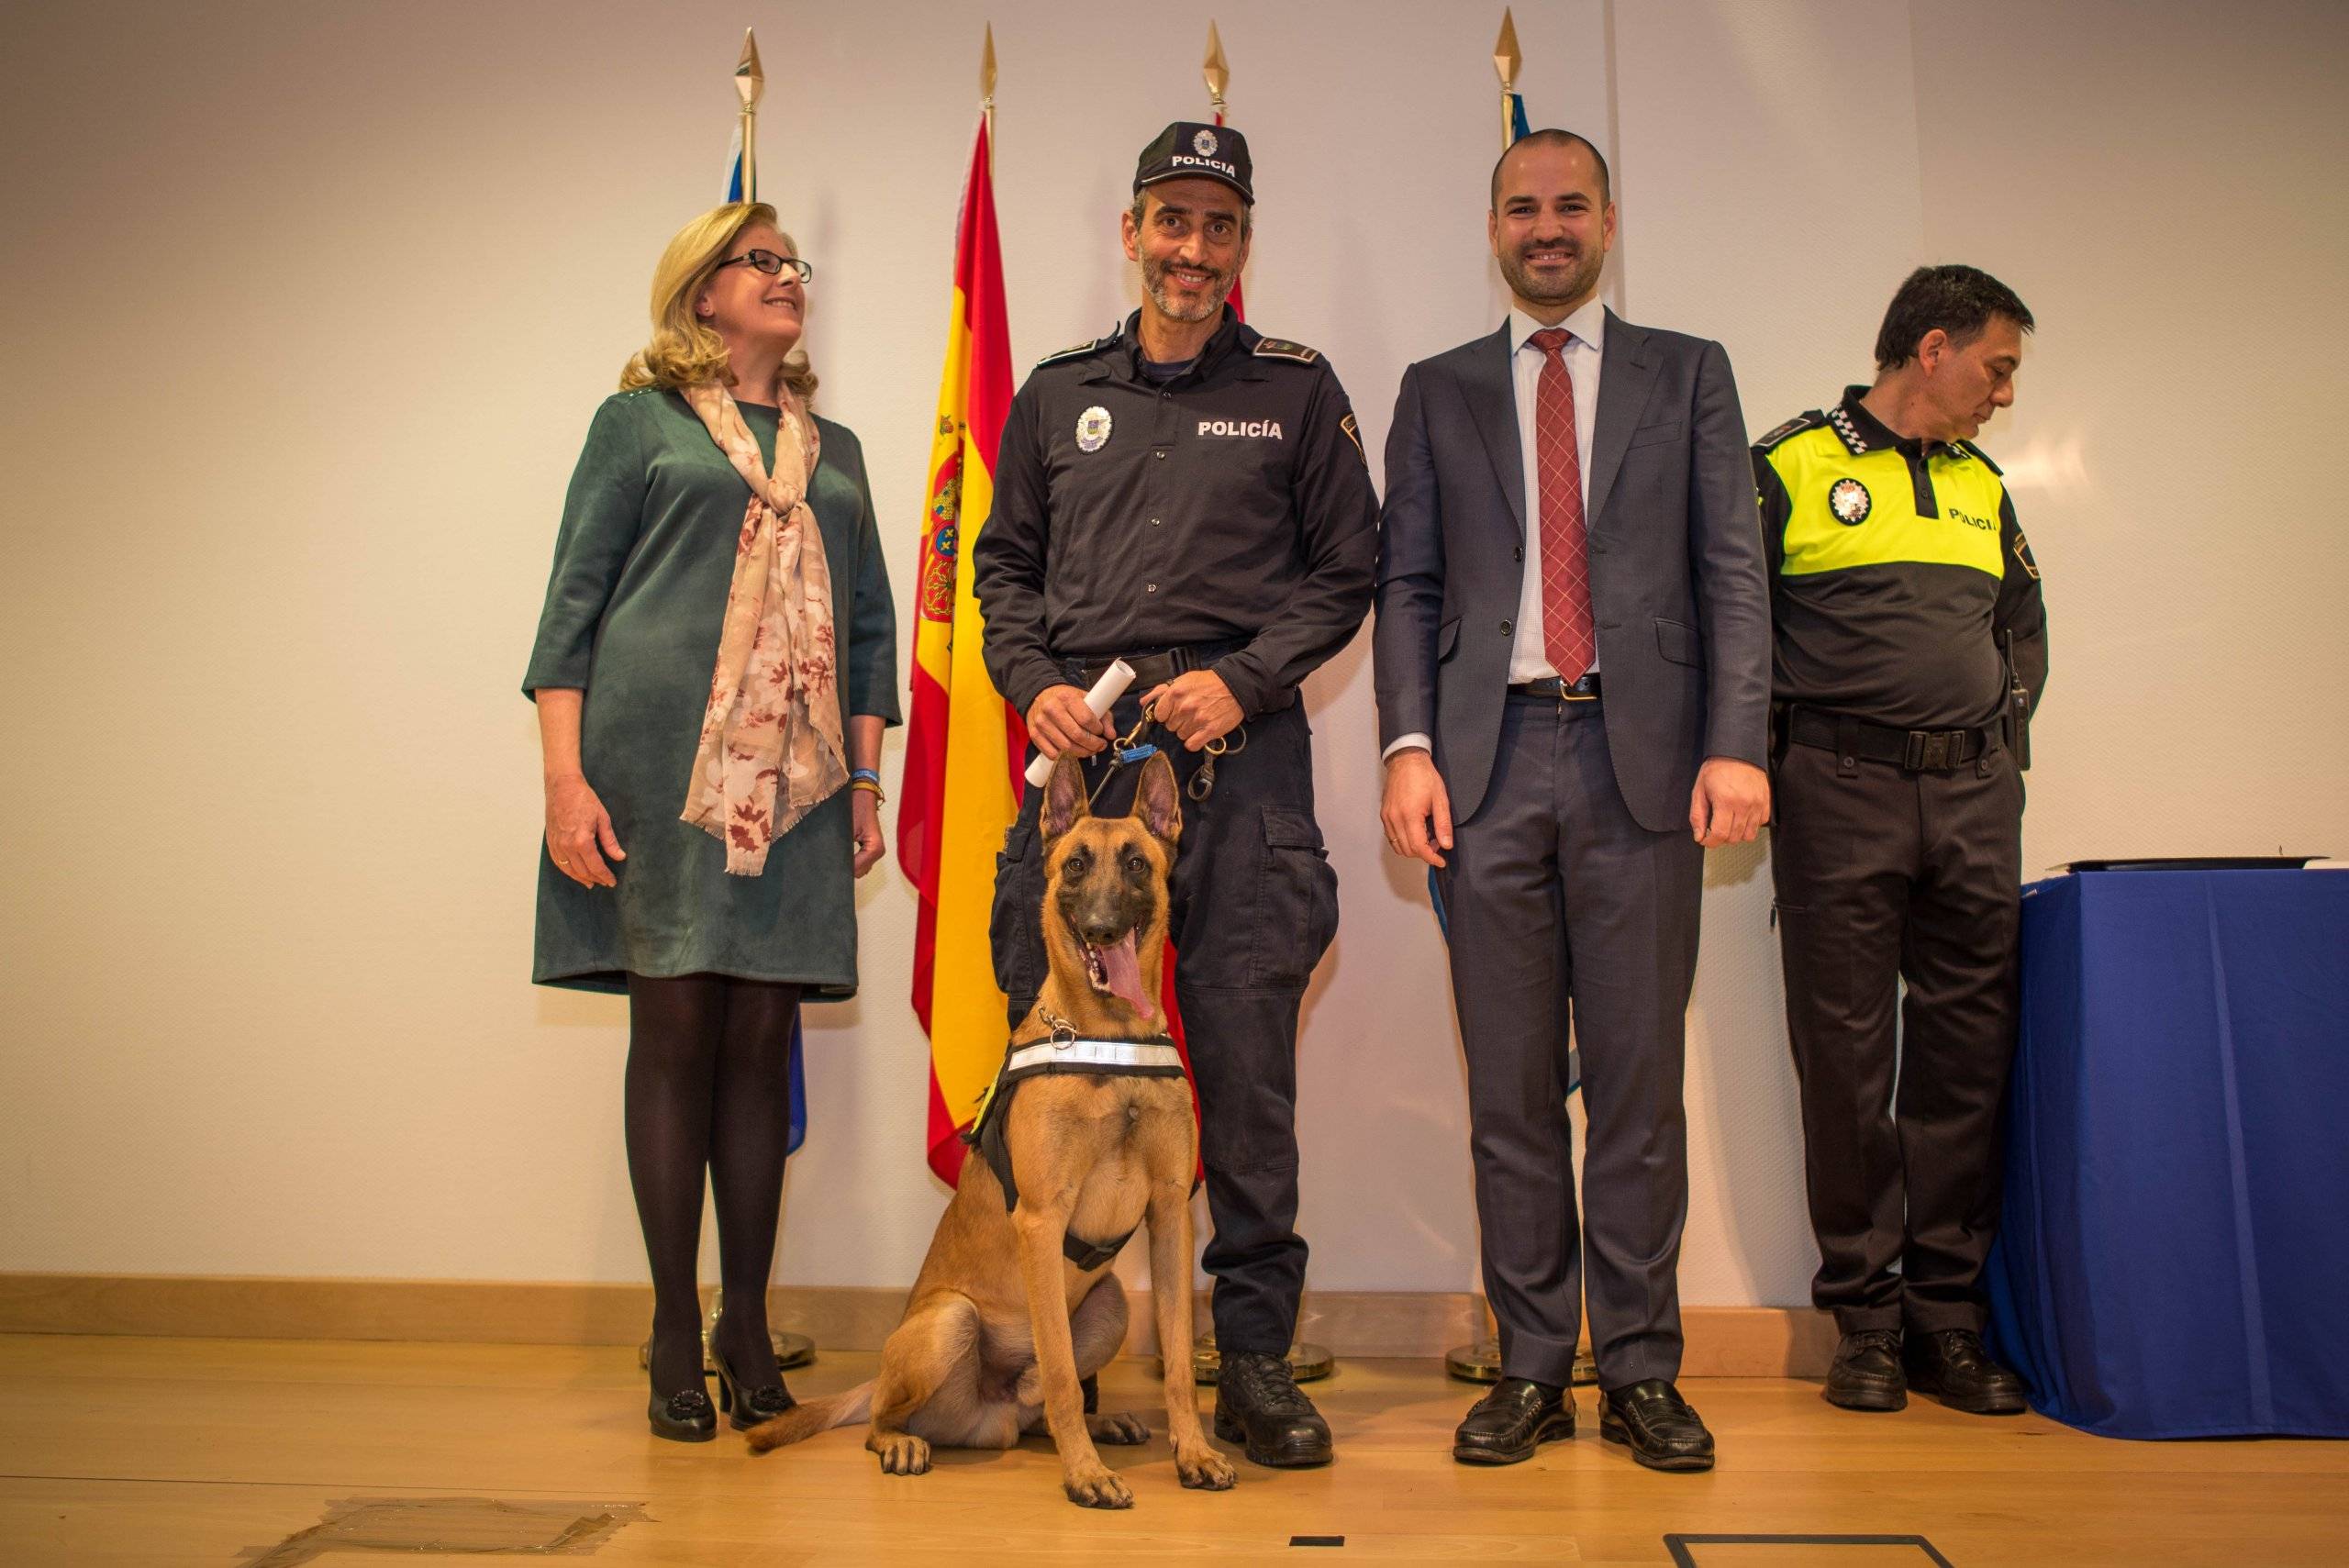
[849,768,882,786]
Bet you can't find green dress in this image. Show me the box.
[524,387,899,996]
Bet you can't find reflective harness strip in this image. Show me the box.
[1005,1039,1186,1074]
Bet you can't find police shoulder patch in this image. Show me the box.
[1035,336,1107,368]
[1753,410,1825,450]
[1252,338,1322,364]
[1957,439,2004,475]
[2011,528,2041,580]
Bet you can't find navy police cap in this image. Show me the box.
[1133,120,1253,205]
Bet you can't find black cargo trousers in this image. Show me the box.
[1769,725,2025,1335]
[990,689,1338,1355]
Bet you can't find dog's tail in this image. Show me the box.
[742,1380,875,1453]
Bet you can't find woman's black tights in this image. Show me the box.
[625,973,801,1396]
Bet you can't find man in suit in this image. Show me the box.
[1373,129,1771,1472]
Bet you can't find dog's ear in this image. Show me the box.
[1040,752,1090,841]
[1131,751,1182,849]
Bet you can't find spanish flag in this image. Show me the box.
[899,112,1021,1184]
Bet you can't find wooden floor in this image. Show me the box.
[2,1336,2343,1566]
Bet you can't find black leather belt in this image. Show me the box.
[1782,705,1994,772]
[1508,671,1602,702]
[1068,639,1251,694]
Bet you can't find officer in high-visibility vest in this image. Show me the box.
[1753,264,2048,1418]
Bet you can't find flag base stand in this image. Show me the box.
[638,1297,815,1374]
[1444,1337,1598,1385]
[1187,1332,1333,1385]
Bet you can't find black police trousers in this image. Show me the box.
[990,695,1338,1355]
[1768,728,2023,1335]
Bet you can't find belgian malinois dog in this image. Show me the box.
[745,751,1236,1508]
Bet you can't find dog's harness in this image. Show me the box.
[963,1014,1187,1271]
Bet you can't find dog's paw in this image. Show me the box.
[869,1433,931,1475]
[1175,1441,1239,1491]
[1088,1411,1152,1446]
[1063,1462,1134,1509]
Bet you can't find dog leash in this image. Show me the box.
[1086,704,1247,806]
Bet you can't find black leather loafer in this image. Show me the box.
[1212,1351,1333,1468]
[1904,1329,2027,1415]
[1824,1329,1908,1411]
[1598,1378,1715,1472]
[1453,1376,1574,1464]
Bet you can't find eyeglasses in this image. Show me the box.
[717,249,813,284]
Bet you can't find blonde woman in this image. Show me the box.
[524,204,896,1440]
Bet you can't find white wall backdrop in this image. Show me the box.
[3,0,2343,1307]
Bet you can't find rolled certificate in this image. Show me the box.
[1024,659,1136,787]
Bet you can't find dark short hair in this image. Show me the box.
[1490,128,1610,208]
[1874,265,2035,370]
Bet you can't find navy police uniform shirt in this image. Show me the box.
[973,306,1379,719]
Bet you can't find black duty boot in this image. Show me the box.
[1453,1376,1574,1464]
[1212,1351,1332,1468]
[1904,1329,2027,1415]
[1598,1379,1715,1472]
[1824,1329,1908,1411]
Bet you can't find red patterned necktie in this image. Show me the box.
[1528,327,1594,678]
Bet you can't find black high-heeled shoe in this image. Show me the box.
[710,1341,796,1430]
[647,1375,717,1442]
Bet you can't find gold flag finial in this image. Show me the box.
[981,23,997,107]
[734,28,763,202]
[735,28,764,108]
[1494,7,1521,92]
[1203,21,1230,111]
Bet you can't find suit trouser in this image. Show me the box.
[990,697,1337,1355]
[1768,733,2023,1335]
[1439,694,1703,1391]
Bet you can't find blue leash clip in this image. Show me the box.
[1114,742,1160,766]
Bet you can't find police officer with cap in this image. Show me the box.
[1753,264,2048,1418]
[974,120,1377,1469]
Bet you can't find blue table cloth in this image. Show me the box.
[1986,869,2349,1439]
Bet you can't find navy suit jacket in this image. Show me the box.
[1373,312,1771,831]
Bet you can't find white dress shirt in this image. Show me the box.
[1386,297,1606,762]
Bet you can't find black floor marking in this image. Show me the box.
[1664,1534,1954,1567]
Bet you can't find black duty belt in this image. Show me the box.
[1782,705,1995,772]
[1508,671,1602,702]
[1068,638,1252,695]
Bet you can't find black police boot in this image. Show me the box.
[1212,1351,1332,1468]
[1598,1379,1715,1473]
[1452,1376,1574,1465]
[1823,1329,1908,1412]
[1904,1329,2027,1415]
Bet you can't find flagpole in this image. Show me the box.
[735,28,763,202]
[1201,22,1247,325]
[980,23,996,169]
[1494,7,1521,149]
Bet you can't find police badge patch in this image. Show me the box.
[1828,476,1873,526]
[1074,406,1112,452]
[1193,128,1219,157]
[2012,528,2041,579]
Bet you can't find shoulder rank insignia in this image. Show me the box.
[1957,439,2004,474]
[1035,336,1107,368]
[1754,410,1825,450]
[1252,338,1322,364]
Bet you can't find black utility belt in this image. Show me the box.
[1782,705,1997,772]
[1065,638,1252,694]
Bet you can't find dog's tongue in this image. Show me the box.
[1097,932,1152,1017]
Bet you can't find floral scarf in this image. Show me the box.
[678,381,846,875]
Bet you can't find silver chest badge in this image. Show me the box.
[1074,406,1112,452]
[1828,476,1873,526]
